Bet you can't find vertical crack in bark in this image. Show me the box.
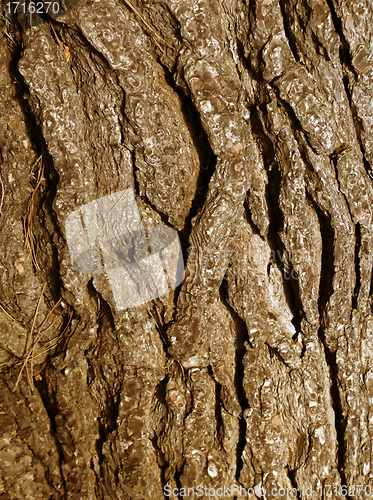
[306,193,350,489]
[323,0,373,180]
[267,161,305,331]
[174,464,184,500]
[340,75,373,179]
[34,378,67,496]
[207,365,225,449]
[2,49,80,493]
[305,194,334,318]
[328,155,359,313]
[324,0,357,79]
[251,99,306,333]
[14,74,65,303]
[219,283,249,484]
[152,375,169,496]
[318,339,350,497]
[89,280,115,332]
[161,64,218,235]
[84,281,123,493]
[95,390,121,472]
[278,0,300,63]
[287,465,301,499]
[352,223,362,311]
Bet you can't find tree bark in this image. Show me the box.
[1,0,373,498]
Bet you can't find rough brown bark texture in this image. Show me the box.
[1,0,373,498]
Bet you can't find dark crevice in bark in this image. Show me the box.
[266,160,304,332]
[338,82,373,198]
[162,66,218,238]
[131,150,171,228]
[151,434,169,498]
[218,283,249,483]
[9,53,65,302]
[342,77,373,179]
[323,154,361,309]
[267,342,292,368]
[39,153,65,300]
[235,38,256,82]
[324,0,358,78]
[246,104,274,236]
[85,290,120,481]
[306,193,334,320]
[251,104,276,166]
[151,304,171,351]
[243,199,261,237]
[271,90,318,159]
[352,223,361,310]
[207,365,225,449]
[152,376,169,496]
[90,376,121,476]
[290,0,332,67]
[278,0,300,63]
[134,64,218,314]
[118,97,128,149]
[316,336,349,497]
[7,33,28,109]
[88,279,115,332]
[283,264,302,334]
[182,375,194,421]
[339,71,373,180]
[310,31,331,62]
[325,0,365,186]
[162,4,183,48]
[34,375,67,496]
[174,464,184,500]
[305,189,349,490]
[155,373,168,407]
[307,188,348,491]
[341,73,355,110]
[131,145,188,314]
[153,368,170,486]
[287,465,301,498]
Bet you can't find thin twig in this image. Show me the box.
[0,13,16,51]
[24,155,43,270]
[14,302,71,389]
[32,329,67,361]
[36,298,62,333]
[30,311,73,366]
[14,284,46,390]
[121,0,173,53]
[0,302,16,322]
[49,23,63,48]
[28,298,62,380]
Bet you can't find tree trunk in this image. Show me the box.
[1,0,373,498]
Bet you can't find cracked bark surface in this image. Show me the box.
[1,0,373,498]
